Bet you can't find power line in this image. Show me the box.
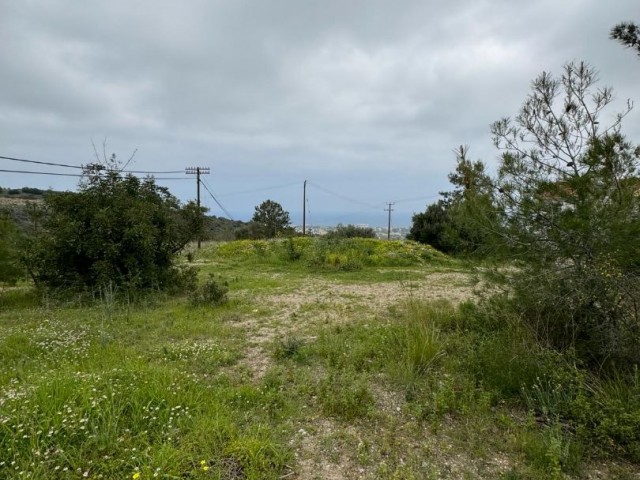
[0,155,84,169]
[201,179,235,220]
[0,154,185,174]
[215,181,300,198]
[123,169,185,174]
[393,194,441,205]
[146,177,191,180]
[0,168,190,181]
[0,168,84,178]
[307,180,380,209]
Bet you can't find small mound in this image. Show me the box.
[205,237,450,269]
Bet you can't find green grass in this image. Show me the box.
[0,238,638,479]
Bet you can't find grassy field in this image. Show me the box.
[0,238,638,479]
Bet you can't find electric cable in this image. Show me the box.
[200,178,235,220]
[215,181,300,198]
[307,180,381,209]
[0,154,184,174]
[0,168,84,177]
[0,155,84,169]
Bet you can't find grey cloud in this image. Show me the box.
[1,0,639,226]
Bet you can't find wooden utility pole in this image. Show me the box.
[185,166,210,249]
[385,202,395,241]
[302,180,307,236]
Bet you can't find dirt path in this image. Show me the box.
[231,271,476,379]
[226,271,478,479]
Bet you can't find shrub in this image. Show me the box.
[273,336,306,361]
[190,274,229,306]
[280,237,302,262]
[490,62,640,366]
[318,371,374,420]
[0,210,23,285]
[325,224,376,239]
[22,165,199,293]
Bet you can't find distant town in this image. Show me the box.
[294,224,410,240]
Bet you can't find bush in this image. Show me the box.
[0,210,24,285]
[318,371,374,420]
[22,166,199,293]
[273,336,306,361]
[190,274,229,306]
[280,237,302,262]
[325,224,376,239]
[407,200,452,252]
[490,62,640,366]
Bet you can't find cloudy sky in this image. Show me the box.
[1,1,638,226]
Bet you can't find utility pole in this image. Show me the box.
[185,166,211,249]
[385,202,395,241]
[302,180,307,236]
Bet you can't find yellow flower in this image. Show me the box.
[202,466,209,472]
[200,460,206,466]
[132,473,141,480]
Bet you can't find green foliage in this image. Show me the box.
[238,199,292,239]
[611,22,640,56]
[313,322,391,372]
[3,226,640,476]
[388,299,445,381]
[491,61,640,365]
[203,215,248,241]
[22,167,199,293]
[0,365,290,479]
[407,200,451,252]
[272,335,306,361]
[318,371,374,420]
[307,238,447,270]
[210,237,449,269]
[409,146,499,256]
[0,210,23,285]
[325,223,377,239]
[281,237,303,261]
[585,369,640,461]
[190,274,229,306]
[0,186,48,197]
[180,200,208,245]
[519,420,583,479]
[471,327,553,398]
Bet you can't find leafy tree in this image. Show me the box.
[0,210,23,285]
[490,61,640,364]
[248,199,292,239]
[407,200,451,252]
[443,146,500,255]
[409,146,499,256]
[611,22,640,56]
[181,200,208,244]
[23,165,199,292]
[325,224,376,239]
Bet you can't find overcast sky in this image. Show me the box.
[1,1,638,226]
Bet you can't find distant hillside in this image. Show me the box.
[0,186,54,199]
[0,187,54,230]
[204,215,248,241]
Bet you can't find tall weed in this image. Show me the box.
[388,299,447,382]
